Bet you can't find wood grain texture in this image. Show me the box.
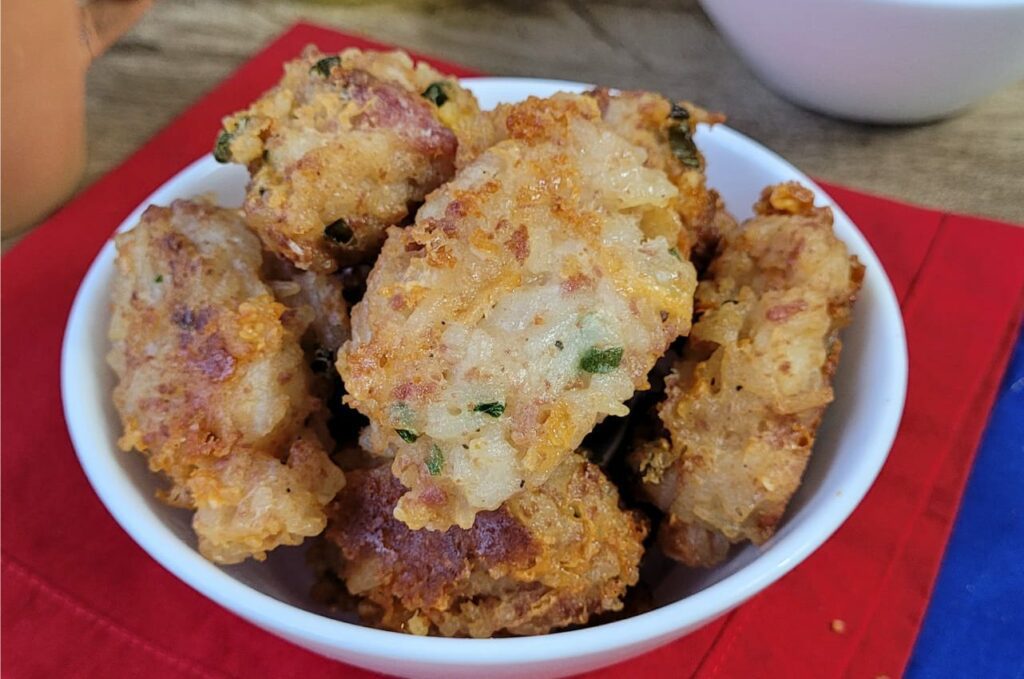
[49,0,1024,233]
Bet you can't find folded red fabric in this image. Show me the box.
[2,22,1022,679]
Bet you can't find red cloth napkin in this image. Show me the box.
[3,22,1023,679]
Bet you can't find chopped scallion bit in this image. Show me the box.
[472,402,505,418]
[421,82,449,107]
[396,429,420,443]
[426,445,444,475]
[668,122,700,168]
[391,402,415,425]
[213,129,233,163]
[579,346,624,374]
[311,56,341,77]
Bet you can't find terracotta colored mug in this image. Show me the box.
[1,0,152,237]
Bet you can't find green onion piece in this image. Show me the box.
[396,429,420,443]
[473,402,505,418]
[391,402,415,426]
[154,275,163,283]
[324,219,354,244]
[422,82,449,107]
[426,445,444,475]
[311,56,341,77]
[668,122,700,169]
[579,346,624,374]
[668,247,681,260]
[213,129,233,163]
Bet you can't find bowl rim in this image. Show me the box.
[61,76,908,667]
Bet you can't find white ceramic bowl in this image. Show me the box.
[61,78,908,679]
[699,0,1024,123]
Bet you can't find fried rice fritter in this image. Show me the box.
[339,94,698,530]
[108,199,345,564]
[214,46,485,272]
[631,183,864,567]
[313,454,647,637]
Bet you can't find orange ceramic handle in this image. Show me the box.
[80,0,154,60]
[0,0,153,237]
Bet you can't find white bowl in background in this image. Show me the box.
[61,78,908,678]
[699,0,1024,123]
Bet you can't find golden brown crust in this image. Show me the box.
[338,94,697,530]
[216,46,484,272]
[108,199,344,563]
[752,181,830,221]
[631,183,863,567]
[318,455,647,637]
[460,88,734,266]
[588,88,733,265]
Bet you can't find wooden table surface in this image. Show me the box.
[66,0,1024,232]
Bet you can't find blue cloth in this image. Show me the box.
[908,326,1024,678]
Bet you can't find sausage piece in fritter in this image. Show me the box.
[313,454,647,637]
